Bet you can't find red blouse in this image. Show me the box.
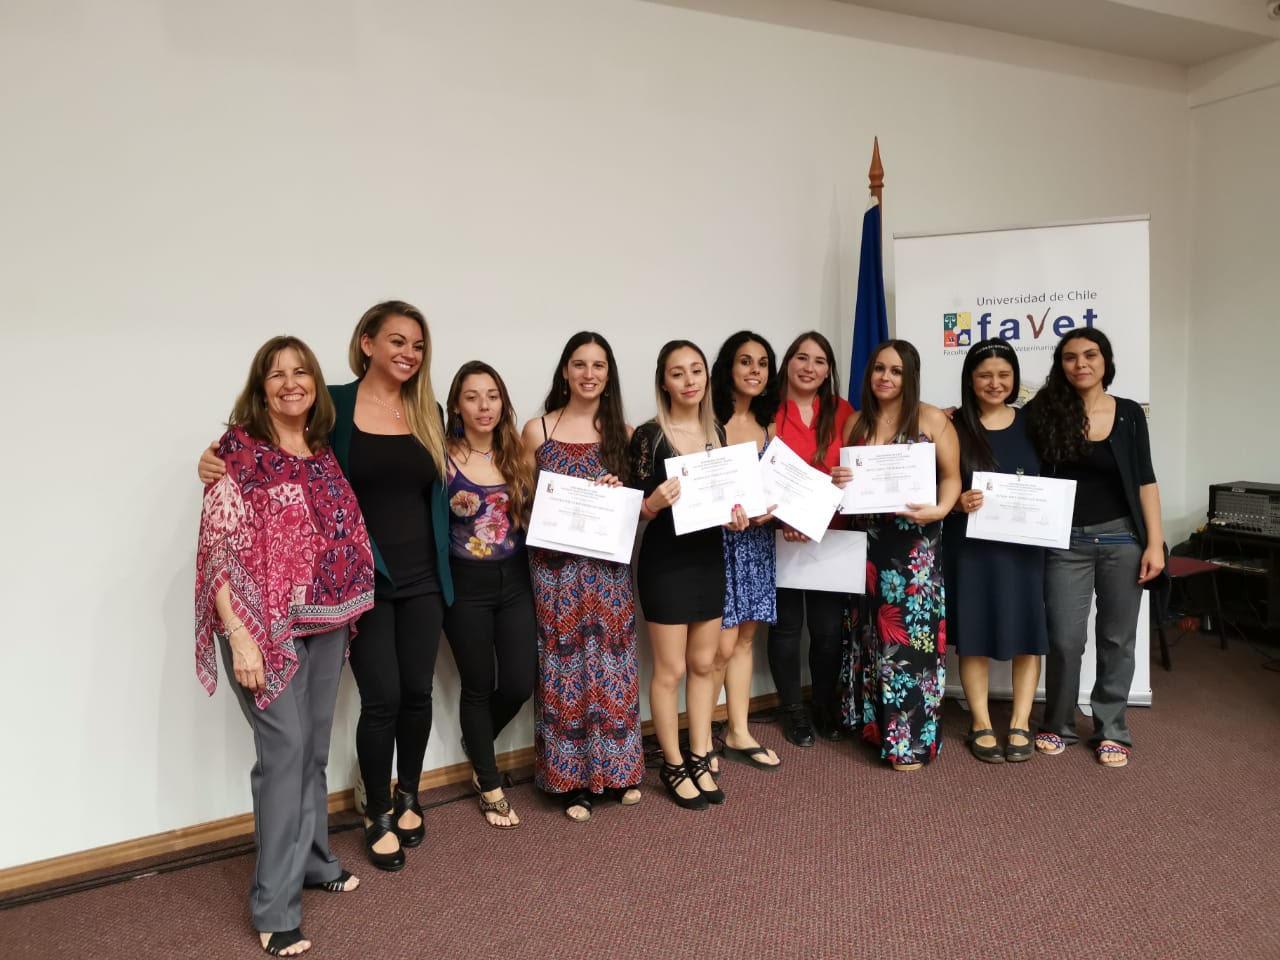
[775,396,855,473]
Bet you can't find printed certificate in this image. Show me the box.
[839,443,936,515]
[775,529,867,594]
[966,471,1076,549]
[758,437,842,543]
[526,471,643,563]
[665,442,768,536]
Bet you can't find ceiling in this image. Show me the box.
[833,0,1280,66]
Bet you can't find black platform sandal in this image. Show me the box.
[965,727,1005,764]
[304,869,357,893]
[363,810,406,872]
[563,789,593,822]
[392,785,425,848]
[262,928,308,956]
[1005,727,1034,763]
[659,760,709,810]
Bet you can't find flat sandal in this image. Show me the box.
[965,727,1004,764]
[1005,728,1034,763]
[479,792,520,829]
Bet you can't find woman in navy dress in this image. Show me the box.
[943,339,1047,764]
[709,331,782,771]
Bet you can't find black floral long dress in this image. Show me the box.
[841,440,947,767]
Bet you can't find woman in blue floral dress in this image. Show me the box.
[710,331,783,770]
[842,341,960,771]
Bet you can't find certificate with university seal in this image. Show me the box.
[758,437,843,542]
[838,443,936,515]
[525,471,643,563]
[966,471,1076,549]
[665,441,768,536]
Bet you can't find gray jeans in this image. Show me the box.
[219,625,348,932]
[1041,518,1144,748]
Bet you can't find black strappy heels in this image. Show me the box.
[659,760,709,810]
[363,810,406,872]
[687,751,726,805]
[392,785,426,848]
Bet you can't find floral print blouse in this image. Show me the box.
[446,459,524,560]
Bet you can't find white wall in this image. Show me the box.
[1186,66,1280,515]
[0,0,1193,869]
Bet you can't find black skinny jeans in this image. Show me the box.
[769,588,846,714]
[443,553,538,791]
[348,587,444,818]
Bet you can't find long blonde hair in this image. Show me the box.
[348,300,447,474]
[654,339,721,451]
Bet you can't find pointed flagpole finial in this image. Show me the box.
[869,136,884,207]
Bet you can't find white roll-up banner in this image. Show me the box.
[894,217,1152,708]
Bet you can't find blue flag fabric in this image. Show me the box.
[849,197,888,409]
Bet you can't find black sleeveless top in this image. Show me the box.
[348,425,439,596]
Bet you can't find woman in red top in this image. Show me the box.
[770,331,854,745]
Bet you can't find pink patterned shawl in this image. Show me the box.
[195,427,375,709]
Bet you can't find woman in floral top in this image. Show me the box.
[841,340,960,771]
[442,361,537,828]
[195,336,374,957]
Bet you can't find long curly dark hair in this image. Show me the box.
[710,331,778,427]
[778,331,841,466]
[541,331,630,481]
[954,339,1021,476]
[1025,328,1117,465]
[846,339,922,446]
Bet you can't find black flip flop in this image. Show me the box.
[1005,727,1034,763]
[263,928,307,956]
[304,869,356,893]
[965,728,1005,764]
[722,744,782,771]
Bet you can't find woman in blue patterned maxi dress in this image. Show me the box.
[840,340,961,771]
[710,331,783,770]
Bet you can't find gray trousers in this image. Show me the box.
[219,625,347,932]
[1041,518,1144,748]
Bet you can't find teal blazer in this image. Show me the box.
[328,381,454,605]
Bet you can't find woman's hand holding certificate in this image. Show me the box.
[965,471,1077,549]
[838,443,937,515]
[664,442,767,536]
[526,471,643,563]
[758,438,842,542]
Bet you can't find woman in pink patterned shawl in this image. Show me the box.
[194,336,374,958]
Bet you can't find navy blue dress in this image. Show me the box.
[942,408,1049,660]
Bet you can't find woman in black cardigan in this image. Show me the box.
[1024,328,1165,768]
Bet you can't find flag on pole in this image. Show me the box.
[848,195,888,409]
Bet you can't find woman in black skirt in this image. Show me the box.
[631,340,749,809]
[944,339,1047,764]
